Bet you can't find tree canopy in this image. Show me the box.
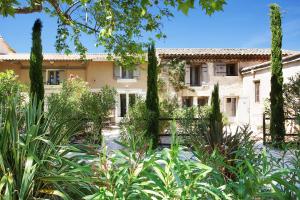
[0,0,226,66]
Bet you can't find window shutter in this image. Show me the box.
[42,70,46,84]
[113,64,121,79]
[185,64,190,85]
[133,66,140,79]
[215,63,226,76]
[60,70,65,84]
[201,64,208,84]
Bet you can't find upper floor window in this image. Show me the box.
[114,65,140,80]
[214,63,238,76]
[43,69,65,85]
[254,81,260,103]
[185,64,208,86]
[121,67,134,79]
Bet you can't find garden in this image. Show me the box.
[0,1,300,200]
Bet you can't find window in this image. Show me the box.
[44,70,65,85]
[120,94,127,117]
[254,81,260,102]
[226,64,238,76]
[190,65,201,86]
[182,96,193,107]
[225,97,237,117]
[198,97,208,107]
[121,67,134,79]
[214,63,238,76]
[114,65,139,80]
[119,93,137,117]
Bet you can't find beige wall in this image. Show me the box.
[163,59,264,123]
[241,60,300,131]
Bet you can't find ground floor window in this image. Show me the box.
[198,97,208,107]
[43,69,65,85]
[225,97,237,117]
[182,96,193,107]
[119,93,136,117]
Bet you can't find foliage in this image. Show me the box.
[283,73,300,131]
[0,94,97,199]
[47,75,116,144]
[0,70,26,104]
[209,84,223,147]
[120,97,179,150]
[165,59,189,93]
[89,122,300,199]
[87,123,230,200]
[0,0,226,66]
[29,19,44,107]
[146,42,160,148]
[269,4,285,143]
[80,85,117,143]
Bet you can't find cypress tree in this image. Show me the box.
[146,42,159,149]
[269,4,285,144]
[209,84,223,148]
[29,19,44,108]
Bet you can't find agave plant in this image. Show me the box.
[0,95,97,199]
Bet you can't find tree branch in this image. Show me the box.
[14,4,42,14]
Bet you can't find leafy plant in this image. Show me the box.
[0,70,27,104]
[269,4,285,144]
[29,19,44,107]
[87,122,230,200]
[146,42,160,149]
[48,75,116,144]
[0,94,97,199]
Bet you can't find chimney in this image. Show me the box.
[0,35,16,54]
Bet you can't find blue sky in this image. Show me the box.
[1,0,300,53]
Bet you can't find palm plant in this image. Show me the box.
[0,95,97,199]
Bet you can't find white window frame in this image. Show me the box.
[115,66,138,82]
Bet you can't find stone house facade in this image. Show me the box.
[1,36,299,127]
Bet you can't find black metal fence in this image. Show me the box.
[262,113,299,144]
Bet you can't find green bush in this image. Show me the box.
[47,76,116,144]
[0,94,97,199]
[120,98,179,150]
[0,70,27,104]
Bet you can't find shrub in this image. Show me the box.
[80,85,116,143]
[87,123,230,200]
[0,94,97,199]
[0,70,26,104]
[120,97,179,150]
[47,76,116,144]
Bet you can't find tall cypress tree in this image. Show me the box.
[209,83,223,148]
[146,42,159,149]
[29,19,44,108]
[269,4,285,144]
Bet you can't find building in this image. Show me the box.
[157,48,299,128]
[241,53,300,131]
[0,36,299,127]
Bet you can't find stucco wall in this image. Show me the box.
[164,60,264,123]
[241,60,300,131]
